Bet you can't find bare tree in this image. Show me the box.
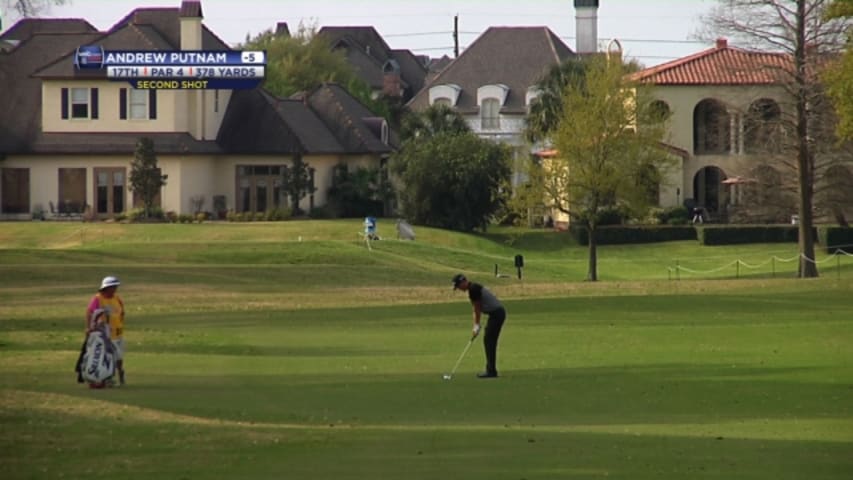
[701,0,852,277]
[2,0,69,25]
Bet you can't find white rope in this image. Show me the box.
[737,258,774,269]
[773,254,800,263]
[676,259,739,275]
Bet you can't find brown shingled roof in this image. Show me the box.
[630,39,792,86]
[318,26,426,101]
[306,83,395,153]
[0,30,101,151]
[408,27,575,111]
[0,18,97,41]
[109,6,229,50]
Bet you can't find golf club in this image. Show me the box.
[443,335,476,380]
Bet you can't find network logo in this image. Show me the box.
[75,45,105,69]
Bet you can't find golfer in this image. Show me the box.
[452,273,506,378]
[86,276,126,386]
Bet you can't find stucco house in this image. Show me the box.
[407,26,576,187]
[0,1,394,220]
[632,38,853,224]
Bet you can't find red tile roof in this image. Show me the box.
[630,38,792,86]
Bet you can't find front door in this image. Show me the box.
[94,167,126,218]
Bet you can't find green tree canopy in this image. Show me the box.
[524,58,588,144]
[240,24,389,120]
[824,0,853,141]
[281,152,316,216]
[129,137,167,219]
[547,56,674,281]
[392,106,510,231]
[399,103,471,141]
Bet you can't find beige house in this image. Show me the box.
[632,38,853,224]
[0,1,394,220]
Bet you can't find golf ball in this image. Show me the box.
[443,374,451,380]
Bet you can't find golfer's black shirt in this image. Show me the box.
[468,283,503,313]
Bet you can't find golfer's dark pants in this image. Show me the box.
[483,307,506,375]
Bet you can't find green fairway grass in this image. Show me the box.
[1,221,852,479]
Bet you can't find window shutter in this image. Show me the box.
[61,88,69,119]
[119,88,127,120]
[90,88,99,119]
[148,89,157,119]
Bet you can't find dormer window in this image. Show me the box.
[477,84,509,108]
[477,84,509,131]
[383,59,400,74]
[381,120,389,145]
[526,87,541,108]
[481,98,500,130]
[429,84,461,107]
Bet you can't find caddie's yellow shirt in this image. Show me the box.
[87,293,125,340]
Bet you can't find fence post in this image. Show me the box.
[772,257,775,278]
[736,260,740,279]
[676,260,680,281]
[838,254,841,280]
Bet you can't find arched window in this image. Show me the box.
[693,99,730,155]
[744,98,782,154]
[433,97,451,107]
[481,98,500,130]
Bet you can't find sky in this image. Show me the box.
[2,0,719,67]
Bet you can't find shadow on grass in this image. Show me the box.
[30,363,850,429]
[3,403,852,480]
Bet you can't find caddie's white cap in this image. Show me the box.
[99,276,121,290]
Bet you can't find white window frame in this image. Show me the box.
[481,98,500,130]
[129,89,148,120]
[70,87,89,119]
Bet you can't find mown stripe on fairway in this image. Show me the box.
[4,389,851,443]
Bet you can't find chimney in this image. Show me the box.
[382,59,402,98]
[716,38,728,49]
[275,22,290,37]
[574,0,599,54]
[179,1,203,51]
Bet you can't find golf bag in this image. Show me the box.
[75,323,116,387]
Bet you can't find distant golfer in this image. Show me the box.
[86,276,126,386]
[452,273,506,378]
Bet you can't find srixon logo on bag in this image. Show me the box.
[87,341,103,375]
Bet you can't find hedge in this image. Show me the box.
[818,227,853,254]
[697,225,817,245]
[569,225,697,245]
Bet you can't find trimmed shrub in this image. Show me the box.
[657,206,690,225]
[569,225,697,245]
[819,227,853,254]
[698,225,817,245]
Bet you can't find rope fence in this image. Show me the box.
[668,245,853,280]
